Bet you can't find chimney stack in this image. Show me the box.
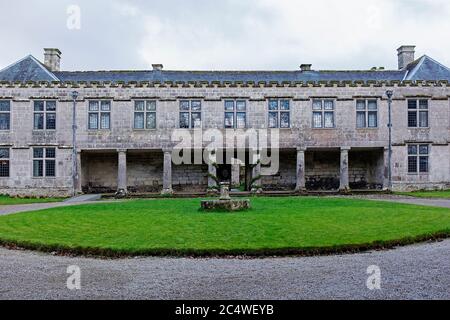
[300,64,312,71]
[152,64,163,71]
[397,45,415,70]
[44,48,62,72]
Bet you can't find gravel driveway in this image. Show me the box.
[0,240,448,300]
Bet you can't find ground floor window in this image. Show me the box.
[0,148,9,177]
[33,147,56,177]
[408,144,429,173]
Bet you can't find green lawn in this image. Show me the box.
[0,197,448,256]
[0,195,64,206]
[395,190,450,199]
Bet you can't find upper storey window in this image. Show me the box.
[225,100,246,129]
[134,101,156,130]
[34,100,56,130]
[312,99,335,128]
[268,99,290,128]
[0,101,10,130]
[89,101,111,130]
[356,100,378,128]
[180,100,201,129]
[408,99,428,128]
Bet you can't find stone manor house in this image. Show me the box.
[0,46,450,197]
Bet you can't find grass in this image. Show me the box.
[395,190,450,199]
[0,197,448,257]
[0,195,64,206]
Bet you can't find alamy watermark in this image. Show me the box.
[67,265,81,290]
[366,265,381,290]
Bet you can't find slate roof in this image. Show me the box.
[0,54,449,84]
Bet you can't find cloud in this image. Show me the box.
[0,0,449,71]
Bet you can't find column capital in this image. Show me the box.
[340,147,351,152]
[296,147,307,152]
[117,148,127,153]
[162,148,173,154]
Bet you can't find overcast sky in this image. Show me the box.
[1,0,449,71]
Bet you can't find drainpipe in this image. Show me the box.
[386,90,393,191]
[71,91,79,197]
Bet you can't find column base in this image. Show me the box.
[115,189,128,199]
[339,187,350,193]
[161,188,174,196]
[251,187,263,194]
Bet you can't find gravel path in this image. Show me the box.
[0,240,448,300]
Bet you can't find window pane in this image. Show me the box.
[101,101,111,111]
[45,160,56,177]
[419,156,428,173]
[268,112,278,128]
[89,101,99,111]
[146,112,156,129]
[312,100,322,110]
[419,100,428,109]
[191,101,201,111]
[146,101,156,111]
[89,113,98,129]
[356,111,366,128]
[368,100,377,110]
[46,148,56,158]
[34,101,44,112]
[0,160,8,177]
[191,112,201,128]
[33,148,44,158]
[408,111,417,127]
[224,112,234,128]
[280,100,290,110]
[100,113,110,129]
[408,156,417,173]
[34,113,44,130]
[324,100,334,110]
[0,148,9,158]
[135,101,145,111]
[46,101,56,111]
[46,113,56,130]
[179,112,189,128]
[269,100,278,111]
[225,101,234,111]
[180,101,190,111]
[356,100,366,110]
[0,113,10,130]
[408,100,417,109]
[419,145,429,155]
[0,101,10,111]
[419,111,428,127]
[313,112,322,128]
[280,112,290,128]
[33,160,43,177]
[134,112,144,129]
[236,101,246,111]
[236,112,246,129]
[408,145,418,155]
[324,112,334,128]
[368,111,377,127]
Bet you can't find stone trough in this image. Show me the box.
[201,183,251,212]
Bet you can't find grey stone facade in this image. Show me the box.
[0,47,450,196]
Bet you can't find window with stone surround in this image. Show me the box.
[408,99,428,128]
[268,99,290,128]
[33,100,56,130]
[88,100,111,130]
[356,99,377,128]
[0,148,9,177]
[134,100,156,129]
[224,100,246,129]
[312,99,335,128]
[33,147,56,177]
[0,101,10,130]
[179,100,201,129]
[408,144,429,173]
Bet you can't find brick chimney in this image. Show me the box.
[300,64,312,71]
[397,45,415,70]
[44,48,62,72]
[152,64,163,71]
